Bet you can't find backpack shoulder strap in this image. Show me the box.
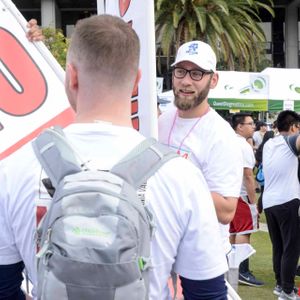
[283,134,299,156]
[32,126,82,188]
[111,138,178,189]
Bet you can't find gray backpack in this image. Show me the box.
[32,127,177,300]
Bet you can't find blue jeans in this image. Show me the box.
[0,261,25,300]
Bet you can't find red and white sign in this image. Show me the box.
[0,0,73,160]
[102,0,158,138]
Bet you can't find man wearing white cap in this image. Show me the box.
[158,41,243,291]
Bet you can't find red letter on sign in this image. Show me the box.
[0,28,47,116]
[119,0,131,16]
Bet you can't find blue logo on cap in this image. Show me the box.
[186,43,198,55]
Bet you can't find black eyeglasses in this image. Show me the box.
[241,122,255,126]
[172,67,213,81]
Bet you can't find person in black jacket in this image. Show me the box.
[255,130,275,213]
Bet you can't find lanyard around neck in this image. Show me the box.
[167,108,209,152]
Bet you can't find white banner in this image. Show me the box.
[97,0,105,14]
[156,77,164,94]
[262,67,300,102]
[208,71,269,100]
[283,99,295,111]
[102,0,157,138]
[0,0,73,160]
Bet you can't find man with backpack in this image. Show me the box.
[263,110,300,300]
[0,15,228,300]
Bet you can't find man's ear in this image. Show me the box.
[236,123,243,132]
[210,72,219,89]
[291,124,299,134]
[132,69,141,95]
[66,63,78,91]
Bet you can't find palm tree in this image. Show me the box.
[155,0,274,71]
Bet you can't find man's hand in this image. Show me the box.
[25,293,33,300]
[26,19,44,42]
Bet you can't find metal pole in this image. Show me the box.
[97,0,105,14]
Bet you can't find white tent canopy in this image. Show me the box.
[261,67,300,111]
[208,71,269,111]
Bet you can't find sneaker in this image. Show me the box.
[274,285,283,296]
[278,290,300,300]
[274,285,299,296]
[238,271,264,287]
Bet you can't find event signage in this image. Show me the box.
[208,71,269,111]
[208,98,268,111]
[102,0,157,138]
[262,68,300,112]
[0,0,73,160]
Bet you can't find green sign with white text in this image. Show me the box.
[208,98,268,111]
[268,100,300,112]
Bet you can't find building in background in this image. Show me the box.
[12,0,97,38]
[12,0,300,68]
[259,0,300,68]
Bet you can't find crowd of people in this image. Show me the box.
[0,14,299,300]
[237,113,300,300]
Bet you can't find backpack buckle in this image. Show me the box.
[138,257,152,272]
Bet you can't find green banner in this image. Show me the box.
[268,100,283,112]
[295,101,300,112]
[268,100,300,112]
[208,98,268,111]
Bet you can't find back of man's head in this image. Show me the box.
[276,110,300,132]
[67,14,140,84]
[255,121,267,131]
[231,112,253,131]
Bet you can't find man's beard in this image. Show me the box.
[173,79,211,111]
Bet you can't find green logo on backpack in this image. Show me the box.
[71,226,110,237]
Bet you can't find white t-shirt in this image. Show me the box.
[263,134,300,209]
[236,134,256,197]
[158,107,243,254]
[253,131,264,148]
[0,122,228,300]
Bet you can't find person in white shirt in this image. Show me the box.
[0,15,228,300]
[0,18,42,300]
[158,41,243,261]
[263,110,300,300]
[229,113,264,287]
[253,121,267,150]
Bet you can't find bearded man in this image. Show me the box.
[158,42,243,289]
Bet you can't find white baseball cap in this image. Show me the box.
[171,41,217,72]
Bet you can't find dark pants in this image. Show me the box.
[180,274,227,300]
[0,261,25,300]
[257,185,264,214]
[265,198,300,294]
